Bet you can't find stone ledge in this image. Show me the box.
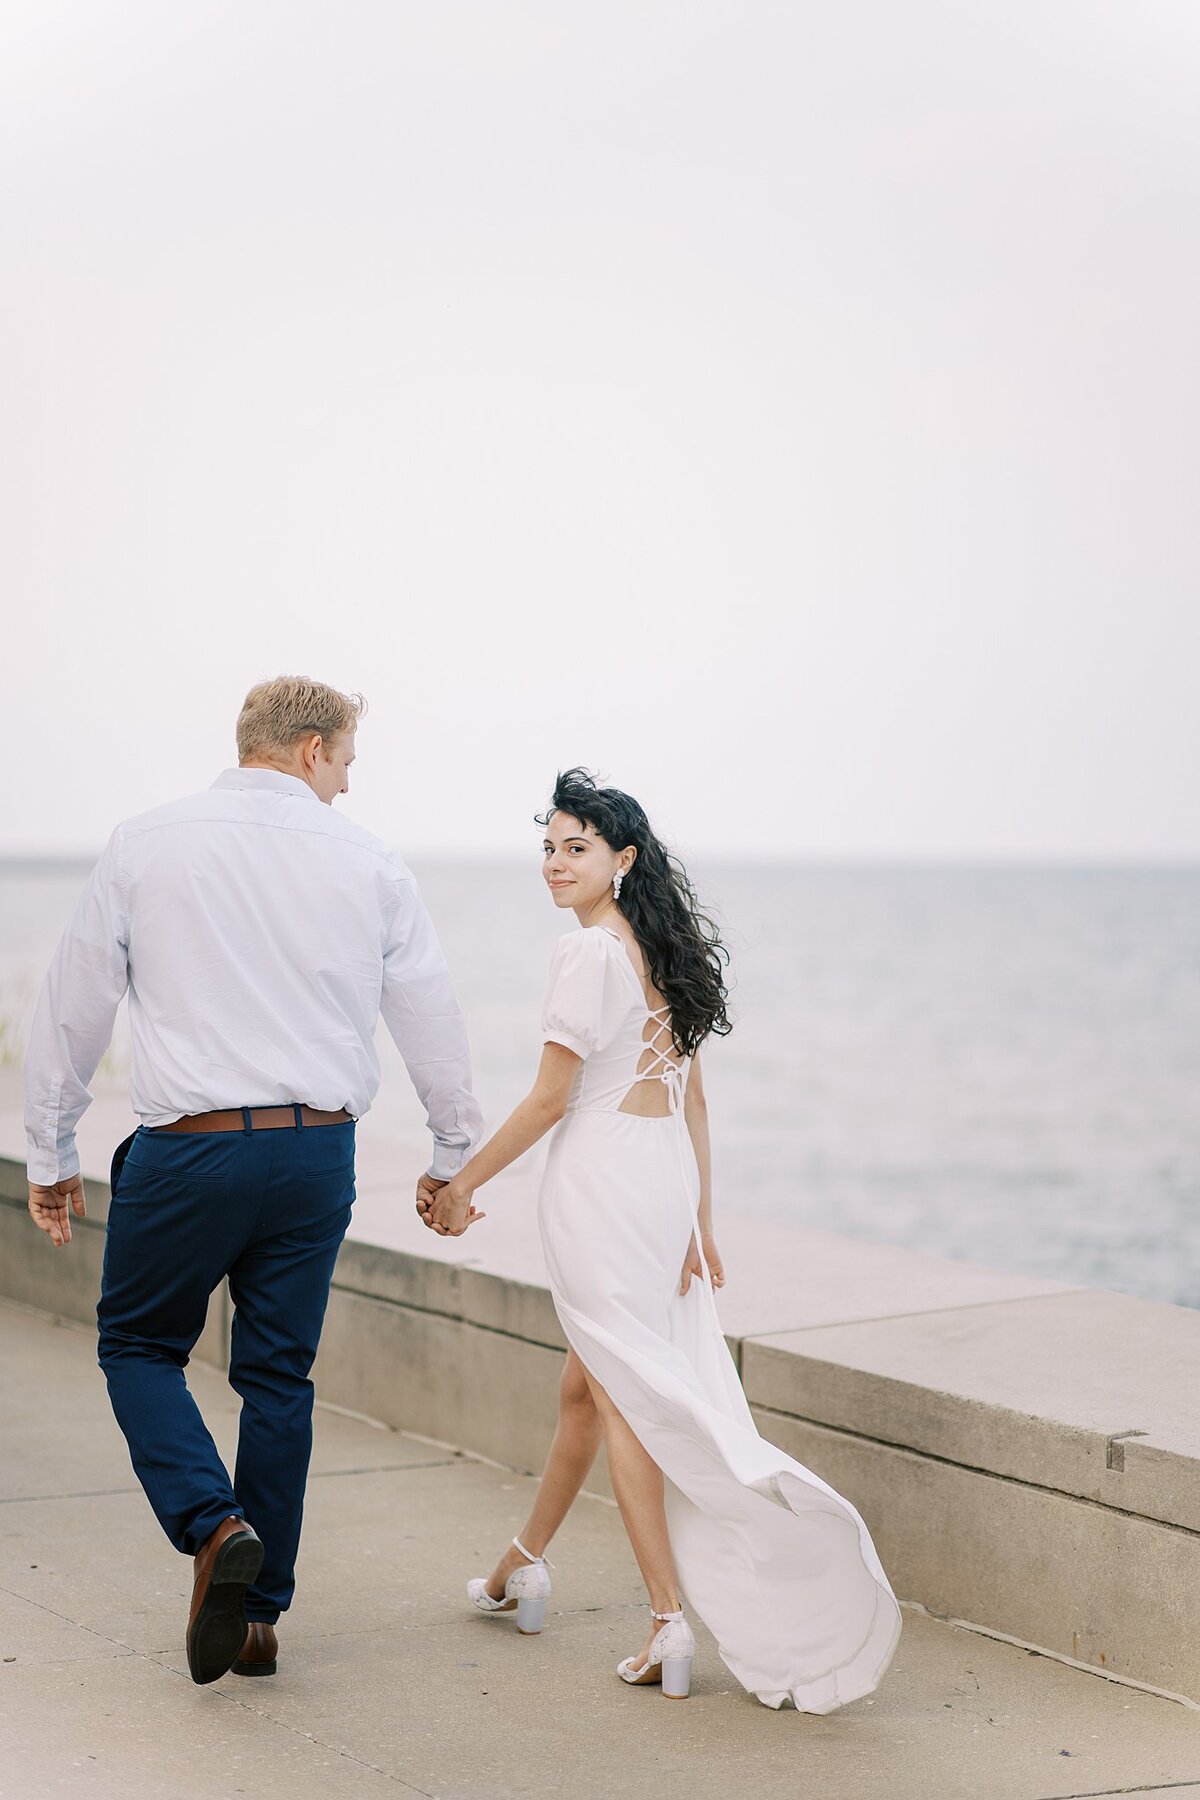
[743,1288,1200,1533]
[753,1407,1200,1700]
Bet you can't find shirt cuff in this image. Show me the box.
[26,1143,80,1185]
[426,1145,469,1183]
[543,1030,590,1059]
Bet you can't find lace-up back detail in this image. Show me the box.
[619,1006,687,1117]
[540,927,691,1119]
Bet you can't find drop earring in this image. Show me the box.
[612,869,625,902]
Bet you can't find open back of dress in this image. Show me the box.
[617,1006,686,1117]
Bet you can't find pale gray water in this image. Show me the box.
[4,856,1198,1306]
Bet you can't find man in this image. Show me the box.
[24,676,483,1685]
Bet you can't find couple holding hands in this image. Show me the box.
[24,675,898,1712]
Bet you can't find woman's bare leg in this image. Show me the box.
[579,1367,680,1667]
[486,1347,603,1598]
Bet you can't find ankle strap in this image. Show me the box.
[512,1535,554,1568]
[651,1607,684,1622]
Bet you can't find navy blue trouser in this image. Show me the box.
[97,1119,355,1623]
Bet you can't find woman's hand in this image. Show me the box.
[679,1231,725,1294]
[426,1175,486,1237]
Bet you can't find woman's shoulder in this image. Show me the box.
[542,927,638,1053]
[548,926,625,972]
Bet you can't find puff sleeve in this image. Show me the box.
[541,930,630,1060]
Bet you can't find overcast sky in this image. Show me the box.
[4,1,1198,860]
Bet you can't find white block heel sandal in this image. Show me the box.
[616,1608,695,1698]
[466,1535,553,1635]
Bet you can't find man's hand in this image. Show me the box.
[29,1175,87,1248]
[415,1172,446,1227]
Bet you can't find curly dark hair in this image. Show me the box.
[536,768,732,1058]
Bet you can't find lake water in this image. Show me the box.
[4,856,1199,1307]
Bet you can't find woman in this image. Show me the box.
[418,769,900,1710]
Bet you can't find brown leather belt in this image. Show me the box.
[150,1105,352,1134]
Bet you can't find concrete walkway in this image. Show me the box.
[3,1299,1200,1800]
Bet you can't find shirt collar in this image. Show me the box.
[211,768,321,803]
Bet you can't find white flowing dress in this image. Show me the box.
[537,925,901,1713]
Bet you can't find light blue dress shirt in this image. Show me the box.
[24,767,484,1183]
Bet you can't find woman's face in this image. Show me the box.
[542,811,623,911]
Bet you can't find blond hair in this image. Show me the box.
[236,676,366,763]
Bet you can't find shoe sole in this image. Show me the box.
[232,1658,277,1677]
[187,1530,265,1686]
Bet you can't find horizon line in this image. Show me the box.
[2,847,1199,873]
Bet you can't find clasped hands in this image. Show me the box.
[415,1172,486,1237]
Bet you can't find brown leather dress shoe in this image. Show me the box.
[186,1516,265,1685]
[233,1620,278,1677]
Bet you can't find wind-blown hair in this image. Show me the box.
[537,768,731,1058]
